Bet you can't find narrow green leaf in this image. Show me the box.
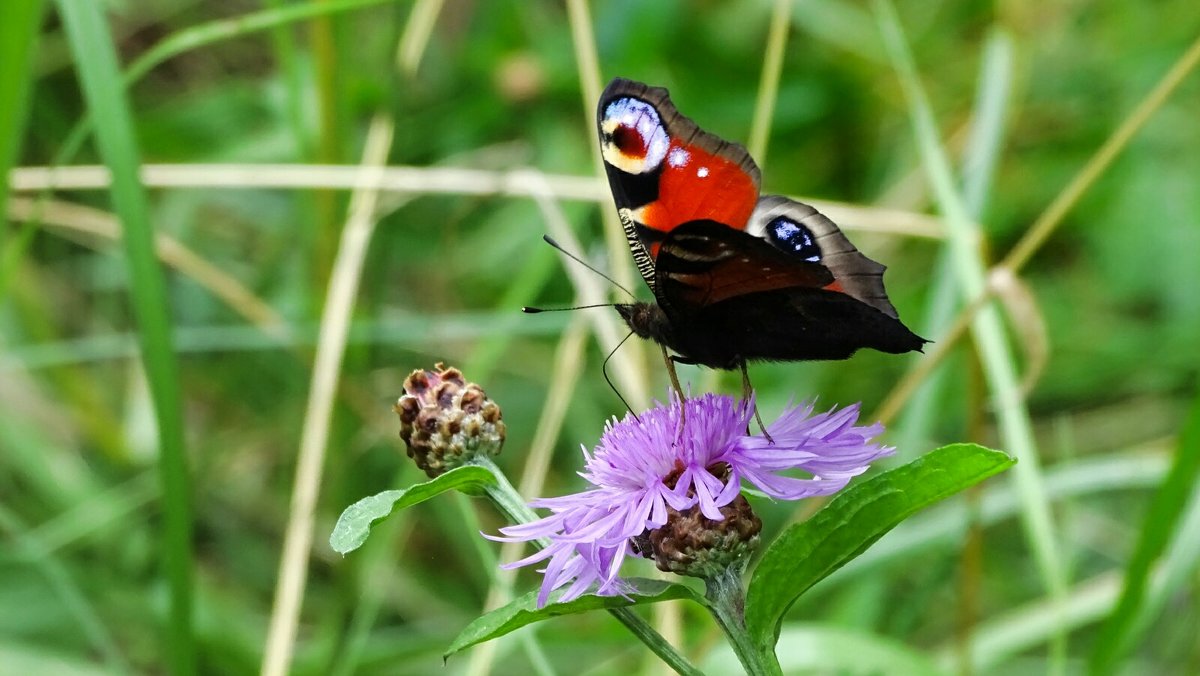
[745,443,1014,642]
[871,0,1067,630]
[1089,391,1200,672]
[329,466,497,554]
[56,2,194,673]
[0,0,46,301]
[0,0,44,223]
[444,579,704,659]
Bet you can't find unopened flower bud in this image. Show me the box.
[395,363,504,477]
[635,493,762,579]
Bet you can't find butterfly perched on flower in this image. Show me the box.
[598,78,926,382]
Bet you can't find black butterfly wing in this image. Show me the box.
[654,208,926,367]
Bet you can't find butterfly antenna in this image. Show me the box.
[522,303,615,313]
[603,329,640,422]
[542,235,637,300]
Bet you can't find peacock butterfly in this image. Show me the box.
[598,78,927,381]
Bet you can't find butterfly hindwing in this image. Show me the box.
[650,199,926,367]
[747,195,900,319]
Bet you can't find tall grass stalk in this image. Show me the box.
[55,0,195,672]
[261,115,394,676]
[871,0,1068,669]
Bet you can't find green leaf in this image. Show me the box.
[1089,390,1200,673]
[745,443,1014,642]
[57,2,195,672]
[0,0,44,225]
[329,466,497,554]
[444,578,704,659]
[0,0,45,303]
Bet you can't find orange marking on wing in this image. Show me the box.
[639,139,757,234]
[824,281,845,292]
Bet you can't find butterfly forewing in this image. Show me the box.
[597,78,761,291]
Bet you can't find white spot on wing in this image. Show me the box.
[697,166,710,178]
[668,147,690,167]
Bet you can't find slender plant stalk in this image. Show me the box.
[747,0,792,163]
[8,163,948,238]
[468,319,589,676]
[878,29,1200,423]
[872,1,1068,670]
[261,115,393,676]
[706,568,782,676]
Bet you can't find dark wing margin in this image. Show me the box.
[748,195,901,319]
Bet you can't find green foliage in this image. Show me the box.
[746,444,1014,643]
[4,1,1199,674]
[56,1,194,673]
[1089,390,1200,672]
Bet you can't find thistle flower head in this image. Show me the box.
[493,393,891,606]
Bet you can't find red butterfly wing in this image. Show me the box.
[597,78,760,291]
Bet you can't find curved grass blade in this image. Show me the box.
[745,443,1014,643]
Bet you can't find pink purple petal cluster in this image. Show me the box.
[493,393,892,606]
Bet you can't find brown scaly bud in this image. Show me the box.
[394,363,505,478]
[633,476,762,579]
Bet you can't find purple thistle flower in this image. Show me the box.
[492,393,893,606]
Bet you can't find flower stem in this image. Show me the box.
[472,457,703,676]
[706,567,782,676]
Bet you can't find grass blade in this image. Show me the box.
[55,2,194,673]
[870,4,1068,667]
[0,0,43,221]
[0,0,46,300]
[1089,392,1200,672]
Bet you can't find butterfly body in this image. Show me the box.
[599,78,926,372]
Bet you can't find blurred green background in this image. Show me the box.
[3,0,1198,674]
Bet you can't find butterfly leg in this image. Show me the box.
[662,346,688,435]
[662,346,687,401]
[738,359,774,443]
